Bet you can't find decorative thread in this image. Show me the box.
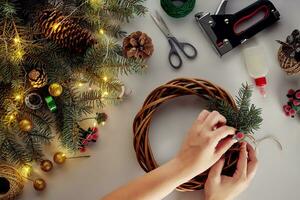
[161,0,196,18]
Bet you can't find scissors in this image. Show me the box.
[150,11,198,69]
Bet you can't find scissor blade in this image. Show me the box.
[150,12,171,37]
[154,11,171,34]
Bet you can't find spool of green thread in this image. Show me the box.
[161,0,196,18]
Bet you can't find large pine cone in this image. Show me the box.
[123,31,154,59]
[37,8,96,53]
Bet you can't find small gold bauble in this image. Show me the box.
[53,152,67,164]
[48,83,63,97]
[33,178,46,191]
[19,119,33,132]
[40,160,53,172]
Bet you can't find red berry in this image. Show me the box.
[284,112,289,116]
[92,133,99,140]
[296,91,300,99]
[82,139,89,145]
[288,89,295,95]
[80,147,86,153]
[283,105,291,112]
[91,127,98,133]
[236,132,245,140]
[293,100,300,106]
[86,134,93,141]
[290,109,296,115]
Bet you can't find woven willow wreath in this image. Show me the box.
[133,78,241,191]
[0,164,24,200]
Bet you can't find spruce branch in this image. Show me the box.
[0,1,17,18]
[79,89,104,108]
[59,105,81,151]
[209,84,263,134]
[0,130,30,165]
[20,133,44,161]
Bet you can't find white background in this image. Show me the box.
[21,0,300,199]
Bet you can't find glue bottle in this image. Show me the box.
[243,45,269,97]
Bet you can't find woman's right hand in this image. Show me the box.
[175,110,237,180]
[204,142,258,200]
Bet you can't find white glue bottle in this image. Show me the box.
[243,45,269,97]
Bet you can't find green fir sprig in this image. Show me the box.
[209,84,263,134]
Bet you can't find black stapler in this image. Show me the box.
[195,0,280,56]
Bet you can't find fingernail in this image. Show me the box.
[232,138,238,143]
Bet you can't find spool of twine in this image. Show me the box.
[0,164,24,200]
[161,0,196,18]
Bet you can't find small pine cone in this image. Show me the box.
[28,68,48,88]
[123,31,154,59]
[37,8,96,53]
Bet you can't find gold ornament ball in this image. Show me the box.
[40,160,53,172]
[33,178,46,191]
[53,152,67,164]
[19,119,33,132]
[48,83,63,97]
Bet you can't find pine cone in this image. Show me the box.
[123,31,154,59]
[37,8,96,53]
[28,68,48,88]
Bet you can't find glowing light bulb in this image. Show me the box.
[102,91,108,97]
[20,164,32,178]
[9,115,15,121]
[52,23,61,31]
[78,82,83,87]
[101,121,106,126]
[99,28,105,35]
[15,93,23,101]
[103,76,108,82]
[13,36,21,44]
[15,49,25,60]
[90,0,101,8]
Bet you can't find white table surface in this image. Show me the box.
[21,0,300,199]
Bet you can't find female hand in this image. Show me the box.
[204,142,258,200]
[102,110,238,200]
[175,110,237,180]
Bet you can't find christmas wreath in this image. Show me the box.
[133,78,262,191]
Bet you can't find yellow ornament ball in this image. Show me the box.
[19,119,33,132]
[40,160,53,172]
[48,83,63,97]
[53,152,67,164]
[33,178,46,191]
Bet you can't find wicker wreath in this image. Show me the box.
[133,78,240,191]
[0,164,24,200]
[278,46,300,75]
